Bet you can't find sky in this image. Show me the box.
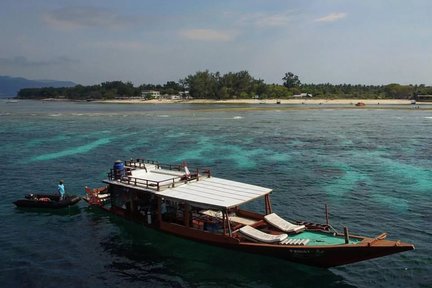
[1,0,432,86]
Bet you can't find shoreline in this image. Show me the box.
[90,98,415,105]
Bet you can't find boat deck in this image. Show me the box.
[105,160,272,210]
[186,209,360,246]
[286,231,360,245]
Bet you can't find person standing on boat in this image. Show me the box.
[58,180,65,200]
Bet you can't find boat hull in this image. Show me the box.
[158,221,413,268]
[14,194,81,209]
[233,241,413,268]
[83,157,415,268]
[99,206,413,268]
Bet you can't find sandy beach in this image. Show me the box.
[94,98,414,105]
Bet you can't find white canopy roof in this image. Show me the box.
[156,176,272,209]
[105,166,272,209]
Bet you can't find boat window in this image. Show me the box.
[161,199,180,223]
[136,192,156,217]
[110,186,138,211]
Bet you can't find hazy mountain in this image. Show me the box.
[0,75,76,98]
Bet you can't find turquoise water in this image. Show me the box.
[0,100,431,287]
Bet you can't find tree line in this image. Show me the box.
[16,71,432,100]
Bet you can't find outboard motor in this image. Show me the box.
[113,160,125,180]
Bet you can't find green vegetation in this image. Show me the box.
[16,71,432,100]
[282,72,301,89]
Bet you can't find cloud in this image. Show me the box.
[88,40,150,51]
[237,12,296,28]
[253,14,292,28]
[315,12,347,23]
[43,6,130,30]
[179,29,235,42]
[0,56,79,67]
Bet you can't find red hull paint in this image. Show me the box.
[160,223,413,267]
[98,205,413,268]
[233,242,413,268]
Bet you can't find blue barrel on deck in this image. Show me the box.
[113,160,125,180]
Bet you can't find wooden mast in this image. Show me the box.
[265,194,272,214]
[224,209,232,237]
[184,203,191,227]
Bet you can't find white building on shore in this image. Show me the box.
[293,93,313,98]
[141,90,161,98]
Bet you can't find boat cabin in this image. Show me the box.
[104,159,274,237]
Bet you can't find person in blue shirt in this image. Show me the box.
[58,180,65,200]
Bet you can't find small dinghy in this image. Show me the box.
[13,194,81,208]
[83,186,109,205]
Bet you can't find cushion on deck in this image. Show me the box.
[280,238,310,246]
[239,225,287,243]
[264,213,306,233]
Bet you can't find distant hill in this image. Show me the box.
[0,75,76,98]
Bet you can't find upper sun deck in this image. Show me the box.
[103,159,272,209]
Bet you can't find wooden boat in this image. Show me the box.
[83,185,110,205]
[84,158,414,268]
[355,102,366,107]
[14,194,81,208]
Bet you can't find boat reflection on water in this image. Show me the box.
[15,204,82,216]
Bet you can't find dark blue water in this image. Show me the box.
[1,100,431,287]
